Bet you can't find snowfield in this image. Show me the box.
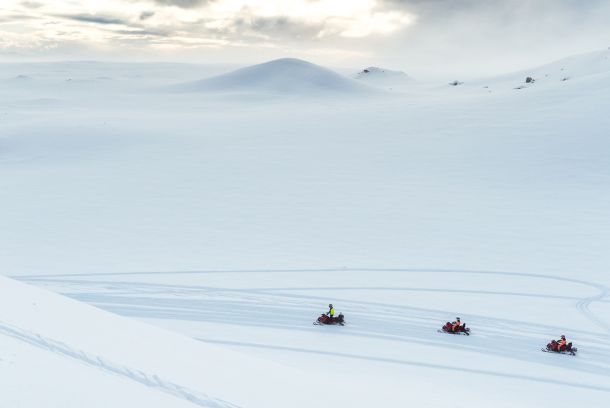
[2,49,610,407]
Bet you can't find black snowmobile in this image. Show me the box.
[314,313,345,326]
[543,339,577,356]
[438,321,470,335]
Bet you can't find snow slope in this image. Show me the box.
[14,268,610,407]
[2,49,610,407]
[10,268,609,408]
[0,275,349,408]
[471,48,610,91]
[171,58,373,95]
[0,275,223,408]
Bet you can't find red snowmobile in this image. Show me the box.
[543,338,577,356]
[439,321,470,335]
[314,313,345,326]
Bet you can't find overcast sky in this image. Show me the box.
[1,0,610,76]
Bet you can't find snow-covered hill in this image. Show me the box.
[472,48,610,91]
[172,58,373,95]
[354,66,412,89]
[515,48,610,81]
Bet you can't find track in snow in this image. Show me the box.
[16,267,610,393]
[0,321,239,408]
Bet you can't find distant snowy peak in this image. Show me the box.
[356,67,410,80]
[173,58,373,95]
[354,66,411,90]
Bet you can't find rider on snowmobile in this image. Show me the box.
[326,304,335,321]
[452,317,461,332]
[557,335,567,351]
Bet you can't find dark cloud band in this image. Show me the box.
[61,14,127,25]
[152,0,209,8]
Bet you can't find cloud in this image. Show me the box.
[151,0,209,8]
[366,0,610,77]
[115,29,167,37]
[20,1,43,9]
[376,0,610,20]
[229,16,325,41]
[5,0,414,52]
[0,14,37,24]
[4,0,610,74]
[194,1,413,42]
[140,11,155,20]
[62,14,127,25]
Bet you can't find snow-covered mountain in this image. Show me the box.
[173,58,373,95]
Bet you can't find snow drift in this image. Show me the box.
[172,58,373,95]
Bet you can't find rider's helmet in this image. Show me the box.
[329,304,333,308]
[561,335,566,339]
[456,317,460,321]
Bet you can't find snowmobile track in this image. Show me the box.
[437,329,470,336]
[0,321,240,408]
[541,348,576,356]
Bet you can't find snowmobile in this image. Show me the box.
[543,340,577,356]
[314,313,345,326]
[439,321,470,335]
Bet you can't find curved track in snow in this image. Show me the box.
[18,267,610,336]
[13,267,610,405]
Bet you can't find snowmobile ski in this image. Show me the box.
[438,329,470,336]
[314,320,345,326]
[541,348,576,356]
